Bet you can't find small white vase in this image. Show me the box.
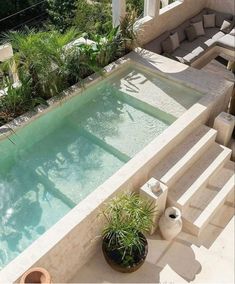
[159,207,182,241]
[147,179,162,195]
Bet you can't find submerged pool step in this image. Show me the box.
[35,170,76,208]
[117,90,176,125]
[151,125,217,187]
[183,161,235,236]
[79,128,131,163]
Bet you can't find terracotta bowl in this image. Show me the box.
[20,267,51,284]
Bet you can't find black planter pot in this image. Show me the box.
[102,233,148,273]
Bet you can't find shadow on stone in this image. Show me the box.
[70,232,202,283]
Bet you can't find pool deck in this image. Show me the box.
[70,203,234,283]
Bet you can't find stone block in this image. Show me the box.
[213,112,235,146]
[140,177,168,234]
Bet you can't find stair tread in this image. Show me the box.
[183,161,235,224]
[168,143,232,207]
[195,174,234,228]
[151,125,216,183]
[208,160,235,188]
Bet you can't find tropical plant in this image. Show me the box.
[63,27,124,85]
[0,71,43,125]
[63,42,100,86]
[120,9,138,53]
[91,27,124,66]
[101,192,155,267]
[0,8,138,126]
[1,28,77,99]
[0,68,7,89]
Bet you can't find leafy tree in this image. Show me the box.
[47,0,77,32]
[73,0,112,36]
[127,0,144,17]
[46,0,142,36]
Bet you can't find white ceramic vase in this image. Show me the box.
[159,207,182,241]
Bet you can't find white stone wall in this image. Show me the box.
[0,44,13,62]
[0,43,19,89]
[137,0,205,45]
[206,0,235,15]
[136,0,235,45]
[112,0,126,27]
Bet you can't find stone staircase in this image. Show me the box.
[150,124,235,237]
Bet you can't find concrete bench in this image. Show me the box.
[144,8,235,68]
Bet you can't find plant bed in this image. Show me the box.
[0,10,137,128]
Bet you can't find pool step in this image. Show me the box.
[182,161,235,236]
[79,128,130,162]
[35,169,76,208]
[168,143,231,212]
[151,125,217,187]
[117,90,176,124]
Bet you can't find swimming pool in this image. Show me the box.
[0,65,179,269]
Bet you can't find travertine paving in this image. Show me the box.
[70,203,234,283]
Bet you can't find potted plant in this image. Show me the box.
[101,192,155,273]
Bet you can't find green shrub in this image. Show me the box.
[127,0,144,17]
[0,72,43,125]
[0,9,137,126]
[63,27,123,85]
[2,28,77,99]
[63,42,99,85]
[120,10,138,53]
[73,0,112,36]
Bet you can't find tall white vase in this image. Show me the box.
[159,207,182,241]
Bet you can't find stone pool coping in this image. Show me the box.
[0,48,234,283]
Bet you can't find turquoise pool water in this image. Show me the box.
[0,66,176,269]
